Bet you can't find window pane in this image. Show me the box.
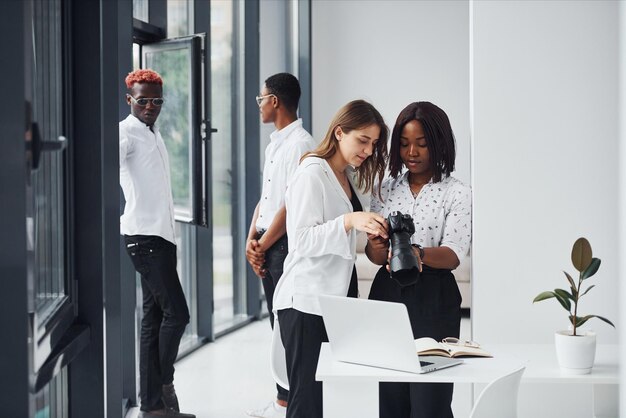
[133,0,149,22]
[30,0,66,319]
[133,43,141,70]
[144,47,194,219]
[33,367,67,418]
[211,0,239,330]
[177,223,198,351]
[167,0,193,38]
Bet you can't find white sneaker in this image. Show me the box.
[245,401,287,418]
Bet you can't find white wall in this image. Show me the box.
[618,1,626,418]
[312,0,471,184]
[472,2,620,417]
[472,0,619,345]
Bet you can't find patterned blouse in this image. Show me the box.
[370,171,472,261]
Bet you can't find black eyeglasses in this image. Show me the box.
[129,96,164,106]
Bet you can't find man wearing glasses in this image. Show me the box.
[120,69,195,418]
[246,73,316,418]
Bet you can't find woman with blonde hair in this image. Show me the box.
[272,99,389,418]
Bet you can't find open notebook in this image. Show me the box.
[415,337,492,358]
[318,295,463,374]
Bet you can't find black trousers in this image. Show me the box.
[125,235,190,412]
[277,308,328,418]
[259,233,290,402]
[369,265,461,418]
[347,266,358,298]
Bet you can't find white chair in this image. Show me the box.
[269,320,290,390]
[469,366,525,418]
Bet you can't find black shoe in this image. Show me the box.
[162,383,180,412]
[138,407,195,418]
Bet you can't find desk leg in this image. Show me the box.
[323,380,379,418]
[592,384,618,418]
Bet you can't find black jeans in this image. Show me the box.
[277,308,328,418]
[259,233,289,402]
[125,235,190,412]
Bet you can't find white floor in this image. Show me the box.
[127,317,473,418]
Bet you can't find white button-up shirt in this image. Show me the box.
[256,119,316,231]
[370,172,471,261]
[119,114,176,244]
[273,157,358,316]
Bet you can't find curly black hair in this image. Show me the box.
[264,72,301,113]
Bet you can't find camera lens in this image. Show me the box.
[387,211,420,286]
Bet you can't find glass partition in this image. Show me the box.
[210,0,249,332]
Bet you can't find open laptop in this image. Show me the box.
[318,295,463,374]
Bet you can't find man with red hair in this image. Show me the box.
[120,69,195,418]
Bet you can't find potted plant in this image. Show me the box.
[533,237,615,374]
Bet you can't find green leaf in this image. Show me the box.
[569,315,590,328]
[581,258,601,280]
[571,237,592,272]
[593,315,616,328]
[570,314,615,328]
[575,315,593,327]
[553,290,571,311]
[554,288,575,301]
[533,291,556,303]
[579,285,595,298]
[563,271,577,296]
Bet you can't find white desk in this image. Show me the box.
[315,343,619,418]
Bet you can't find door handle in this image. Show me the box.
[27,122,67,170]
[201,120,218,140]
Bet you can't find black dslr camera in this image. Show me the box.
[387,211,420,287]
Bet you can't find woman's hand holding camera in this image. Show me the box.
[345,212,388,238]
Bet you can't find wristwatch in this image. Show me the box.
[411,243,425,260]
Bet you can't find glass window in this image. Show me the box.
[144,44,194,220]
[34,368,67,418]
[133,0,149,22]
[26,0,71,414]
[211,0,244,331]
[29,0,67,322]
[167,0,193,38]
[176,223,198,352]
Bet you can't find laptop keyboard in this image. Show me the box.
[420,360,433,367]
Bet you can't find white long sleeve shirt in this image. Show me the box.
[273,157,357,316]
[256,119,316,231]
[370,171,471,261]
[119,114,176,244]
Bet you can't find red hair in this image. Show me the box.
[125,69,163,89]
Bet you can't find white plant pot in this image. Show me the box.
[554,330,596,374]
